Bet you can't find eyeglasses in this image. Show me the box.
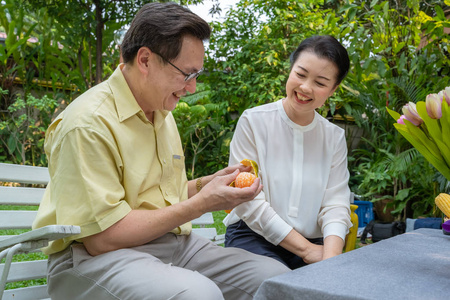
[154,52,203,82]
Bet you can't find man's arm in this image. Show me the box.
[83,170,262,256]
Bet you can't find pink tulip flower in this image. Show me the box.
[402,102,423,126]
[426,93,442,119]
[438,86,450,106]
[397,115,406,125]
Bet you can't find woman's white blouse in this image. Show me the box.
[224,100,352,245]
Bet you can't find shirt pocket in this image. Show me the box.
[172,154,185,170]
[171,154,187,201]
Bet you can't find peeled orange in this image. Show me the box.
[235,172,257,188]
[226,159,259,213]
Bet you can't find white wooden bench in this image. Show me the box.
[0,163,224,300]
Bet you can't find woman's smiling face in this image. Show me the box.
[283,50,339,125]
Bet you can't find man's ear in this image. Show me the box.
[136,47,152,74]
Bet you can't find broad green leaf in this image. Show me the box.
[394,124,450,180]
[435,5,445,20]
[441,101,450,150]
[190,105,207,115]
[386,106,401,121]
[416,101,442,142]
[403,119,442,160]
[370,0,379,8]
[435,139,450,167]
[7,134,16,155]
[393,42,405,54]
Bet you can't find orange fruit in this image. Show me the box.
[235,172,257,188]
[227,159,259,213]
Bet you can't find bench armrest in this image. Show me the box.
[0,225,81,252]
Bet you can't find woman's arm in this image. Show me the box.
[322,235,345,260]
[279,229,323,264]
[318,130,352,244]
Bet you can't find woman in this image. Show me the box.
[224,35,352,269]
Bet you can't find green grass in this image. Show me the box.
[212,210,228,235]
[1,249,48,290]
[191,210,227,234]
[0,205,39,211]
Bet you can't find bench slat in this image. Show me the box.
[0,163,49,185]
[192,228,218,240]
[0,260,47,283]
[191,212,214,226]
[2,284,49,300]
[0,211,215,231]
[0,186,45,206]
[0,211,36,230]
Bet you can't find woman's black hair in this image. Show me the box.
[289,35,350,85]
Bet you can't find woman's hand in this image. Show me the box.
[301,243,324,264]
[279,229,324,264]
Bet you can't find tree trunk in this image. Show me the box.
[95,0,103,84]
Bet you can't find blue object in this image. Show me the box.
[354,200,374,227]
[413,218,442,230]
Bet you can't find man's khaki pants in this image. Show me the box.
[47,232,290,300]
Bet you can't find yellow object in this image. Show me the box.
[435,193,450,217]
[344,204,359,252]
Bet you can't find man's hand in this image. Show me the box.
[197,169,263,213]
[215,163,252,177]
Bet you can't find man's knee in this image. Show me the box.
[170,275,224,300]
[250,255,290,285]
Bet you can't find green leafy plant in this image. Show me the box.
[173,83,233,179]
[0,88,57,165]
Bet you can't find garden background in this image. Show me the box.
[1,0,450,229]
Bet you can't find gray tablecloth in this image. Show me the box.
[255,228,450,300]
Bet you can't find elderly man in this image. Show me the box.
[33,2,289,300]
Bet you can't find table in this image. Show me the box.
[255,228,450,300]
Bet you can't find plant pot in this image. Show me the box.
[373,197,395,223]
